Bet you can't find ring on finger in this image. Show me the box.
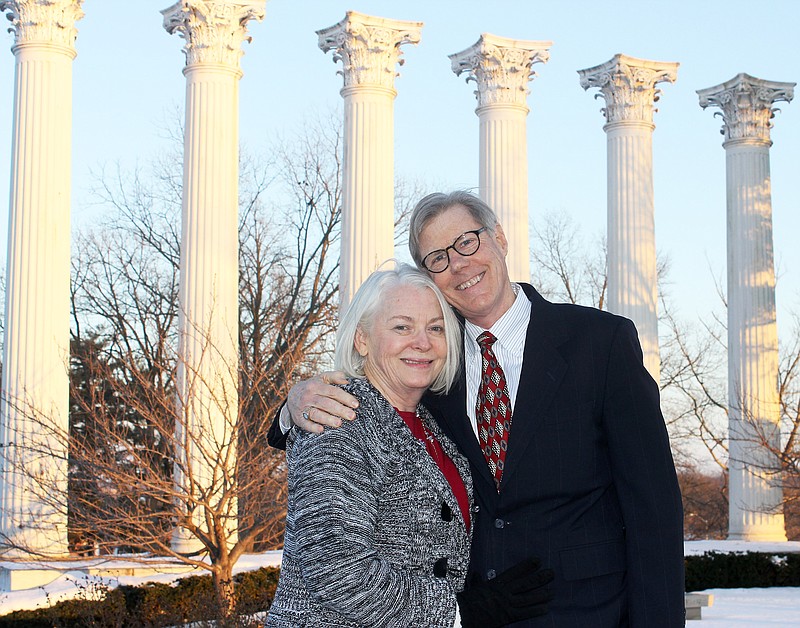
[302,407,312,421]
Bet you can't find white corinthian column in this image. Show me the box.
[163,0,265,554]
[698,74,794,542]
[0,0,84,558]
[578,54,678,383]
[318,11,422,310]
[449,34,551,283]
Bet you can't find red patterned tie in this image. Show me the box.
[475,331,512,491]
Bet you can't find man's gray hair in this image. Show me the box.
[408,190,499,268]
[334,262,462,394]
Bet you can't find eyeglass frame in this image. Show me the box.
[421,227,488,273]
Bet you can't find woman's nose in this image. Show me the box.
[413,329,432,349]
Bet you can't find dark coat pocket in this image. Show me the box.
[560,538,626,581]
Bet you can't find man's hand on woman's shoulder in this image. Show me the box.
[285,371,360,434]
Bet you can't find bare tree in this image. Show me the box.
[1,117,343,615]
[676,464,728,540]
[659,274,800,539]
[531,210,607,309]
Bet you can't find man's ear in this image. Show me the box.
[493,223,509,256]
[354,326,368,357]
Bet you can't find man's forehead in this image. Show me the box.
[421,206,479,239]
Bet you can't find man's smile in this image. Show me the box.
[456,272,485,291]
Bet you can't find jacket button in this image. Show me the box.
[486,569,496,580]
[433,557,448,577]
[471,504,480,514]
[441,502,453,521]
[494,518,504,529]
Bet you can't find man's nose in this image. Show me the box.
[449,250,468,272]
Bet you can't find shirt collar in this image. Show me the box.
[465,283,530,356]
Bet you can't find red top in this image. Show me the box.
[397,409,471,533]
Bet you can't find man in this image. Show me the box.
[270,191,685,626]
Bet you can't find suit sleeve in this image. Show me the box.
[603,319,685,627]
[288,421,457,627]
[267,403,290,450]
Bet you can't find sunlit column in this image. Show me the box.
[449,34,551,283]
[0,0,84,558]
[579,54,678,383]
[318,11,422,310]
[163,0,266,554]
[698,73,794,542]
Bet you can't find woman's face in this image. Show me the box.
[355,284,447,412]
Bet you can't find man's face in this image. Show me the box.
[417,204,515,329]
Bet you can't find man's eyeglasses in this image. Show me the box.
[421,227,488,273]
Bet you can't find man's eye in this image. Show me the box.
[430,251,447,264]
[457,236,476,250]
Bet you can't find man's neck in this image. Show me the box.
[465,282,519,330]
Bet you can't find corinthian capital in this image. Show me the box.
[0,0,84,49]
[697,73,795,144]
[579,54,678,124]
[162,0,266,68]
[317,11,422,90]
[449,33,552,108]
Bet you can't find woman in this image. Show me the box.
[267,263,472,626]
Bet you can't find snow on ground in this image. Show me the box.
[0,552,282,615]
[694,587,800,626]
[685,539,800,556]
[1,542,798,623]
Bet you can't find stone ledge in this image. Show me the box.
[685,593,714,621]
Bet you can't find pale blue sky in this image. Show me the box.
[0,0,798,334]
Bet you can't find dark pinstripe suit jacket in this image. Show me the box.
[422,283,685,627]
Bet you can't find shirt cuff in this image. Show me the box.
[279,405,293,434]
[453,599,461,627]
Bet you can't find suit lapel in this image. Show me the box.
[499,284,567,488]
[427,285,569,494]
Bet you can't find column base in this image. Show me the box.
[727,529,788,542]
[0,557,196,592]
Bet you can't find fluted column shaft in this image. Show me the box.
[605,119,658,377]
[698,73,794,541]
[579,54,678,383]
[0,0,84,558]
[163,0,265,554]
[318,11,422,310]
[341,84,395,306]
[450,35,551,283]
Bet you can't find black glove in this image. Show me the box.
[456,558,555,628]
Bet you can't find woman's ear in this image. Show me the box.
[354,325,368,357]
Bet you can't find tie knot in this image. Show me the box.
[477,331,497,348]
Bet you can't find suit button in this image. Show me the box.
[441,502,453,521]
[433,557,448,577]
[471,504,480,514]
[486,569,496,580]
[494,518,504,529]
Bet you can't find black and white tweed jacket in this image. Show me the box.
[267,377,473,627]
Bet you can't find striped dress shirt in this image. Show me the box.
[464,283,532,438]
